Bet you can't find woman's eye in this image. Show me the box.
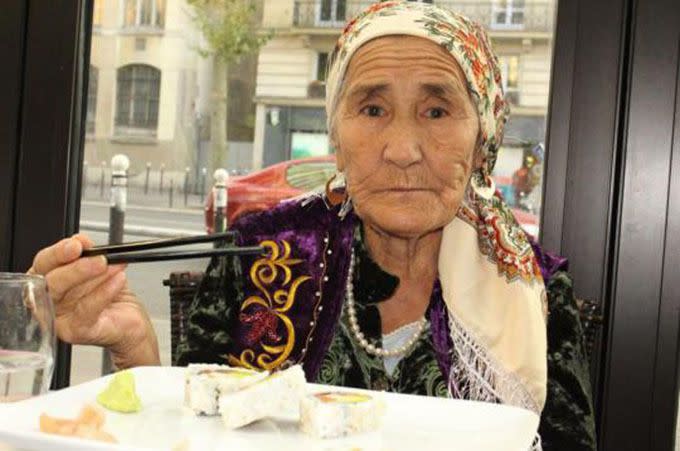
[425,107,448,119]
[361,105,385,117]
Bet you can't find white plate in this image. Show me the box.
[0,367,538,451]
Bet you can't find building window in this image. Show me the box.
[93,0,104,27]
[308,52,328,98]
[115,64,161,135]
[498,55,520,105]
[316,53,329,82]
[317,0,346,26]
[123,0,165,29]
[491,0,525,29]
[86,66,98,135]
[290,132,331,160]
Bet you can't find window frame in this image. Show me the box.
[86,65,98,135]
[315,0,346,27]
[491,0,526,30]
[0,1,26,271]
[114,63,161,136]
[315,52,329,83]
[3,0,679,449]
[121,0,165,31]
[4,0,92,389]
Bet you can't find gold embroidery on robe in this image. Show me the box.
[227,240,311,370]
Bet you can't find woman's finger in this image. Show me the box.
[62,264,126,306]
[31,234,96,276]
[45,255,108,301]
[72,233,95,250]
[32,238,83,276]
[72,271,127,327]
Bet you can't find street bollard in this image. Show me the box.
[199,167,207,203]
[144,162,151,194]
[213,169,229,234]
[99,161,106,198]
[108,155,128,255]
[169,178,174,208]
[184,167,190,206]
[159,163,165,194]
[102,154,129,375]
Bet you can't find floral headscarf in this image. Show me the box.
[324,1,548,428]
[326,1,511,177]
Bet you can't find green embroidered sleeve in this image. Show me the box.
[174,255,244,366]
[540,271,598,451]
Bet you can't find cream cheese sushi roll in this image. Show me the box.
[184,364,268,416]
[300,391,385,438]
[218,365,306,429]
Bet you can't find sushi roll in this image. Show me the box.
[299,391,385,438]
[184,364,268,416]
[218,365,306,429]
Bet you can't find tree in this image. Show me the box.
[188,0,271,170]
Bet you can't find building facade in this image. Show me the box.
[86,0,259,183]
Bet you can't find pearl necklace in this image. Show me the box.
[345,249,427,357]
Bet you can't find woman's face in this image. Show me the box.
[335,35,480,238]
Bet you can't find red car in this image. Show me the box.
[205,156,540,235]
[205,156,337,233]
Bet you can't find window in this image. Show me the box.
[123,0,165,29]
[86,66,98,135]
[291,132,331,159]
[309,53,329,98]
[317,0,346,26]
[74,0,560,386]
[491,0,525,29]
[498,55,520,105]
[316,53,329,82]
[286,161,337,191]
[115,64,161,134]
[93,0,104,27]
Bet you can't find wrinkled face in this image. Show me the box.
[334,35,480,238]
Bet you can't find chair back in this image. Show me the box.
[163,271,205,365]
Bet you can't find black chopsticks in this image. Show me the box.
[81,231,266,264]
[100,246,264,264]
[81,231,236,257]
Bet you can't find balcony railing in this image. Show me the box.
[293,1,555,33]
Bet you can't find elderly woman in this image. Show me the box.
[31,2,595,450]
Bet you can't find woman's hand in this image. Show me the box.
[29,234,160,368]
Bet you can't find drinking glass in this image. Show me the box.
[0,273,55,402]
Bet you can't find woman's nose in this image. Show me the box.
[382,118,424,168]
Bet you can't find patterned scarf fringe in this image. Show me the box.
[446,311,543,450]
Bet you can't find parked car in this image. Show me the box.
[205,156,540,236]
[205,156,336,233]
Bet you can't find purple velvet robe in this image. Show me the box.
[226,196,567,381]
